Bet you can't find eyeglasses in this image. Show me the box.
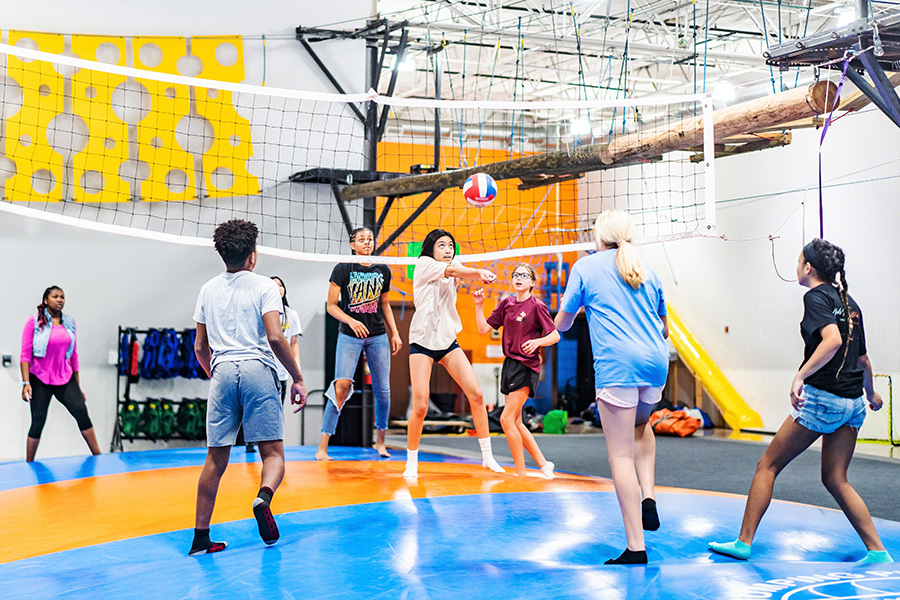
[512,272,534,280]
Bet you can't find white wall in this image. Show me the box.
[0,0,374,460]
[639,103,900,432]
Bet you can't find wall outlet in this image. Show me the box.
[107,350,119,366]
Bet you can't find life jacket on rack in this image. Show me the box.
[119,329,142,383]
[177,398,205,440]
[140,329,162,380]
[158,398,177,439]
[157,329,179,378]
[118,331,129,377]
[179,329,204,379]
[119,399,141,439]
[139,398,164,439]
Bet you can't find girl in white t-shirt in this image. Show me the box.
[404,229,503,477]
[271,276,302,404]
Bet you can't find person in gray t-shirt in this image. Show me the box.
[189,219,308,556]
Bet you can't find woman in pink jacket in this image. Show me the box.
[20,286,100,462]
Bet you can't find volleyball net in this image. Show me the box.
[0,37,716,276]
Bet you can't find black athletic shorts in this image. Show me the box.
[410,341,460,362]
[500,357,540,398]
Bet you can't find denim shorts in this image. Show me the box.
[207,359,283,446]
[791,384,866,434]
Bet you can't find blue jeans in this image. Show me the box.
[322,332,392,435]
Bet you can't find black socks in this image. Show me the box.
[188,528,227,556]
[605,549,648,565]
[642,498,660,531]
[253,487,280,545]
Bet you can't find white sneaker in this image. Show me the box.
[403,462,418,478]
[540,461,555,479]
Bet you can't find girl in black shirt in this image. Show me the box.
[710,238,891,564]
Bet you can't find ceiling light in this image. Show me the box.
[570,118,591,136]
[392,55,417,72]
[712,81,736,103]
[836,6,857,27]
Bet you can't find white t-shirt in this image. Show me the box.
[409,256,462,350]
[274,306,302,381]
[193,270,283,372]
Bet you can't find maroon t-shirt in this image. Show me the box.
[486,295,557,372]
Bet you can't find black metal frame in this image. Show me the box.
[111,327,207,452]
[763,2,900,130]
[294,19,460,253]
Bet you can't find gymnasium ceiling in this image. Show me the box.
[363,0,897,104]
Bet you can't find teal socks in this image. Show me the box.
[708,539,751,560]
[860,550,894,563]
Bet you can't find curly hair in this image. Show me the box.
[803,238,852,377]
[213,219,258,267]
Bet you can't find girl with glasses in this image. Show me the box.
[473,264,559,478]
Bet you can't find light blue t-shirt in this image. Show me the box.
[193,270,283,372]
[559,250,668,388]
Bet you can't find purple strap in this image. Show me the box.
[818,57,851,238]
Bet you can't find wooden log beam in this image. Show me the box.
[340,81,838,201]
[600,81,836,165]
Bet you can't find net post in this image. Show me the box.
[701,97,717,234]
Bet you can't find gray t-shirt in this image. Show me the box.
[193,270,283,372]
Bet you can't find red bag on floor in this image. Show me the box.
[650,409,701,437]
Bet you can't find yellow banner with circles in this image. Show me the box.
[2,31,259,203]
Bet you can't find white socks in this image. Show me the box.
[404,442,506,477]
[540,461,555,479]
[479,438,505,473]
[403,449,418,478]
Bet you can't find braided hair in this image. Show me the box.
[36,286,63,329]
[349,227,374,255]
[802,238,852,377]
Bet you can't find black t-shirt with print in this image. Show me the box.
[329,263,391,338]
[800,283,866,398]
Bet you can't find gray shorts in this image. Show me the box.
[207,359,283,447]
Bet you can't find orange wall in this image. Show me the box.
[377,141,579,363]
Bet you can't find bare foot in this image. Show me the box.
[373,444,391,458]
[315,449,333,461]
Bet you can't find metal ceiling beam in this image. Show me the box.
[402,20,767,66]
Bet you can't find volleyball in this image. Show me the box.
[463,173,497,208]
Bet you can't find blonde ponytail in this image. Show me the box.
[615,240,647,290]
[593,209,647,290]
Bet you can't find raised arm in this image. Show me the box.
[445,263,497,285]
[472,288,494,335]
[554,310,577,333]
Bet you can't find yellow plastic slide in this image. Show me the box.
[666,305,763,431]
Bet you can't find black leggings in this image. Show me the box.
[28,375,93,439]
